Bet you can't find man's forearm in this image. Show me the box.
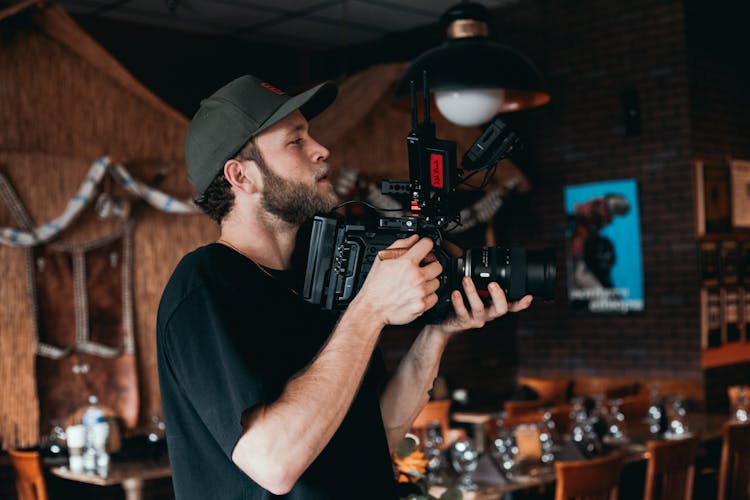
[231,297,385,494]
[379,324,452,450]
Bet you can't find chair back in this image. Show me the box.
[618,393,651,421]
[554,453,623,500]
[8,449,48,500]
[518,376,570,404]
[411,400,451,447]
[643,436,699,500]
[547,403,574,436]
[718,421,750,500]
[505,399,545,417]
[727,386,742,407]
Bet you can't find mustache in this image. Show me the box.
[315,163,331,181]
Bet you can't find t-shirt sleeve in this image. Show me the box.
[161,286,268,459]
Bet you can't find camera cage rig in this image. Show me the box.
[381,71,521,227]
[303,72,526,312]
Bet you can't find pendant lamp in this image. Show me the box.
[395,1,550,127]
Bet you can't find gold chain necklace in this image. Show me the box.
[216,239,299,296]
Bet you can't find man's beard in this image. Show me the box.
[258,160,338,226]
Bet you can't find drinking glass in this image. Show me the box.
[65,424,86,473]
[423,421,446,485]
[539,410,556,463]
[492,414,518,477]
[44,420,66,456]
[147,412,167,460]
[646,384,663,434]
[665,396,690,439]
[569,397,601,457]
[731,386,749,422]
[451,437,479,491]
[604,398,627,444]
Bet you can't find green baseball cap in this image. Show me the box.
[186,75,337,194]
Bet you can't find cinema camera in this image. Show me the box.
[303,74,556,316]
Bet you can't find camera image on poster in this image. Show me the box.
[564,179,644,314]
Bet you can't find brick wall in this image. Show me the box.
[496,0,703,379]
[502,0,749,382]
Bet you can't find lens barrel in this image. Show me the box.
[458,247,556,301]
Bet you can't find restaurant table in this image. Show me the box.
[50,458,170,500]
[429,412,729,499]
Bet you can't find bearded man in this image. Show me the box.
[156,75,532,499]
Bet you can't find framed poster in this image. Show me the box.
[695,160,731,235]
[565,179,644,314]
[730,159,750,229]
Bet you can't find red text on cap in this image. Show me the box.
[261,82,286,95]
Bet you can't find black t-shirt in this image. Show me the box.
[157,244,397,499]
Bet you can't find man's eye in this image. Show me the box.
[289,138,303,146]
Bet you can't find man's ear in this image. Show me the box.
[224,158,261,195]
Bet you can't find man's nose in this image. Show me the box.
[311,139,330,163]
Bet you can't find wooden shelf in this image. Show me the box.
[702,342,750,369]
[697,232,750,242]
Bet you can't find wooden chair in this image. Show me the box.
[8,449,48,500]
[618,392,651,421]
[643,436,699,500]
[411,399,452,447]
[572,377,639,400]
[554,453,623,500]
[499,411,545,430]
[547,403,574,436]
[505,399,545,417]
[727,385,743,405]
[727,385,748,415]
[717,421,750,500]
[518,376,571,404]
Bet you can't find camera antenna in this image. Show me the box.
[422,70,430,125]
[410,80,418,131]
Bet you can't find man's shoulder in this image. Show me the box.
[157,245,224,328]
[157,244,272,329]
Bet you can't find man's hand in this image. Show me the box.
[356,235,443,326]
[437,277,533,337]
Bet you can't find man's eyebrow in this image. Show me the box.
[285,123,307,137]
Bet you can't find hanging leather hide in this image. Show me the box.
[30,224,139,433]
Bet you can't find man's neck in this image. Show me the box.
[218,212,298,271]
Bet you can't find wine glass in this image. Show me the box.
[539,410,556,463]
[604,398,627,444]
[731,386,749,422]
[451,437,479,491]
[147,412,167,460]
[492,413,518,477]
[43,420,66,457]
[646,384,663,434]
[569,398,601,457]
[423,421,446,485]
[664,396,690,439]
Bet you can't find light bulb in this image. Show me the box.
[434,88,505,127]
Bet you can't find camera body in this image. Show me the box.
[303,75,555,316]
[304,214,454,313]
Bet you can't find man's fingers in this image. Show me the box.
[451,290,469,319]
[508,295,533,312]
[462,277,485,315]
[487,282,509,317]
[385,234,418,249]
[420,260,443,280]
[404,237,435,264]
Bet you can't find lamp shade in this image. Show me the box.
[395,2,550,125]
[434,88,504,126]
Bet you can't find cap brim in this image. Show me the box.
[255,81,337,136]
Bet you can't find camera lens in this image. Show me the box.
[458,247,556,301]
